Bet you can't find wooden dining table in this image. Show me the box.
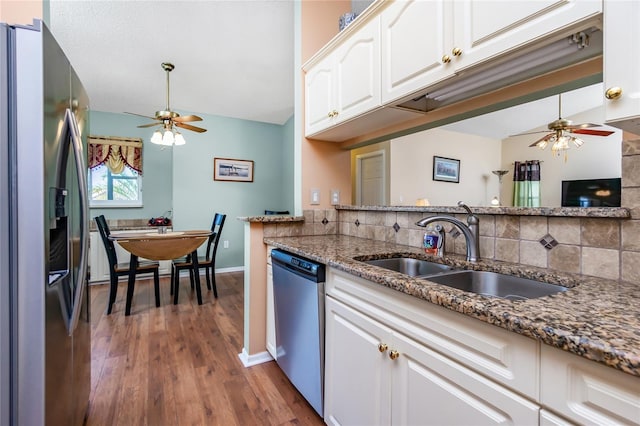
[109,229,211,315]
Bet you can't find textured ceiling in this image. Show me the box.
[48,0,294,125]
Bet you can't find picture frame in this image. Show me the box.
[213,157,254,182]
[432,156,460,183]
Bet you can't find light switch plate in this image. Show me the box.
[331,189,340,205]
[310,188,320,205]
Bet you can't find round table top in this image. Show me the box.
[110,230,211,260]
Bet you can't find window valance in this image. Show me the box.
[88,135,143,175]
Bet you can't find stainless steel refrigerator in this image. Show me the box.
[0,20,91,425]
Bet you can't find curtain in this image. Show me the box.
[513,160,541,207]
[88,135,143,175]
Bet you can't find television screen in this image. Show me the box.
[561,178,621,207]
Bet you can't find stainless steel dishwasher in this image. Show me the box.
[271,249,326,417]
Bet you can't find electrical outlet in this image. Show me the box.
[223,240,229,249]
[310,188,320,205]
[331,189,340,205]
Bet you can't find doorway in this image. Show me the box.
[355,150,386,205]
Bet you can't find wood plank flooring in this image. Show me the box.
[87,272,325,426]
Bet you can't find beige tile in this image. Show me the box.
[453,235,468,256]
[495,238,519,263]
[621,220,640,251]
[581,218,620,249]
[325,209,337,222]
[301,223,314,236]
[313,209,325,223]
[407,212,424,230]
[622,155,640,187]
[495,216,519,239]
[581,247,619,280]
[373,225,387,242]
[519,216,547,241]
[263,224,277,238]
[622,138,640,156]
[409,229,423,248]
[290,224,303,237]
[366,211,385,226]
[396,228,409,246]
[621,251,640,283]
[548,217,581,245]
[385,212,397,227]
[478,215,495,237]
[349,222,358,237]
[621,187,640,219]
[384,227,396,243]
[303,209,314,223]
[479,236,495,259]
[325,222,337,235]
[548,245,581,274]
[313,223,325,236]
[357,211,367,224]
[339,222,350,236]
[276,224,291,237]
[519,240,547,268]
[396,212,409,228]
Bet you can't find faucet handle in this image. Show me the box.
[457,201,473,215]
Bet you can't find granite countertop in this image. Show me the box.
[264,234,640,377]
[336,205,631,218]
[238,215,304,223]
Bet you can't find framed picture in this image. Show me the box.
[213,157,254,182]
[432,156,460,183]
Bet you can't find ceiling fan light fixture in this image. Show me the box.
[536,140,548,150]
[151,130,163,145]
[174,132,186,146]
[572,136,584,148]
[162,129,175,146]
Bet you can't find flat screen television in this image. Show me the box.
[561,178,621,207]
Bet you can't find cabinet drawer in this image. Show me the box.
[540,345,640,426]
[327,268,539,399]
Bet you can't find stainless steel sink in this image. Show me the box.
[424,270,568,300]
[362,257,457,277]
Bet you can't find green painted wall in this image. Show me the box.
[172,112,293,269]
[88,111,173,220]
[282,115,295,213]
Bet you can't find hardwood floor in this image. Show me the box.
[87,272,325,426]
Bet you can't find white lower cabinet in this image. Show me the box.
[325,295,539,425]
[324,267,541,426]
[324,267,640,426]
[89,231,171,283]
[540,345,640,426]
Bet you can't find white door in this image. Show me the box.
[356,150,386,206]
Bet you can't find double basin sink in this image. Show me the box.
[361,257,568,301]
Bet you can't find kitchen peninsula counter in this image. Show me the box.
[265,234,640,377]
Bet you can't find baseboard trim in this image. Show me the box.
[238,348,273,367]
[89,265,245,285]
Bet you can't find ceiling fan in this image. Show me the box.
[513,93,614,159]
[126,62,206,145]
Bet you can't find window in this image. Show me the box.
[89,165,142,207]
[87,135,143,207]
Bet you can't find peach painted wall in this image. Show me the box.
[0,1,42,24]
[300,0,352,209]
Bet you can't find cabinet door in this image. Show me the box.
[452,0,602,71]
[380,0,453,104]
[334,16,381,125]
[391,332,540,426]
[604,0,640,127]
[540,345,640,426]
[305,55,335,136]
[324,296,392,426]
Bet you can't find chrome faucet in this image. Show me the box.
[415,201,480,262]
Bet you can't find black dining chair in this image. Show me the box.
[171,213,226,302]
[94,215,160,314]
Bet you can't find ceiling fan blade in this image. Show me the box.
[175,122,207,133]
[571,128,615,137]
[137,122,162,128]
[565,123,599,130]
[125,111,159,120]
[528,133,553,147]
[509,130,548,137]
[173,114,202,123]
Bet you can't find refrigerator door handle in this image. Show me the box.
[66,108,88,335]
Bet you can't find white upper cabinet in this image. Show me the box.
[305,16,381,137]
[603,0,640,131]
[380,0,454,104]
[452,0,602,71]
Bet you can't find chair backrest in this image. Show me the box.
[94,215,118,271]
[205,213,226,261]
